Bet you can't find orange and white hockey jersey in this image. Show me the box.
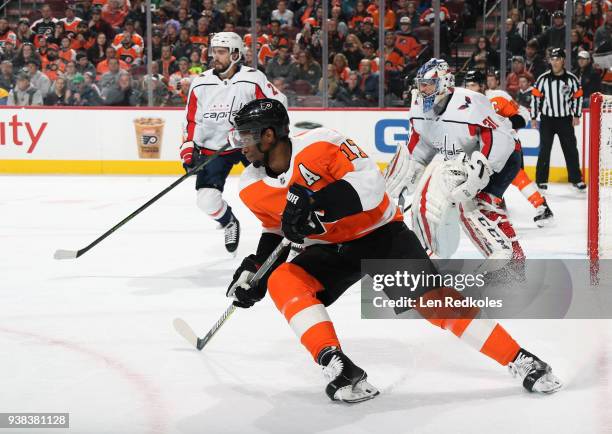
[485,89,530,128]
[239,128,402,245]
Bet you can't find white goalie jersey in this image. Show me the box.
[406,87,519,173]
[183,65,288,151]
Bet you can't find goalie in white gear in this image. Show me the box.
[180,32,288,254]
[385,58,525,264]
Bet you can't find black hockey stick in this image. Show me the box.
[54,144,231,260]
[173,239,291,350]
[398,187,412,212]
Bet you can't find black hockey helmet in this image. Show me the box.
[231,98,290,148]
[464,69,485,87]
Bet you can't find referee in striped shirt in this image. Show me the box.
[530,48,586,191]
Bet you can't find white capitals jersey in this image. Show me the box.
[182,65,288,151]
[407,87,519,173]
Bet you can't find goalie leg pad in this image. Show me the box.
[411,160,461,258]
[458,192,525,261]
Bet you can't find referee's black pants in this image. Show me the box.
[536,115,582,184]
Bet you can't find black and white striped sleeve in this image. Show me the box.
[569,72,583,118]
[530,74,545,120]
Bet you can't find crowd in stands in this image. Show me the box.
[0,0,608,108]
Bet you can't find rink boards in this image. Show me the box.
[0,106,592,182]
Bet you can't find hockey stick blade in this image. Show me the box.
[53,249,79,260]
[173,318,202,350]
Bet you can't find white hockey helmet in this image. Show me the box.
[414,58,455,112]
[209,32,245,60]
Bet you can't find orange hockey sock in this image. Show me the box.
[416,287,521,366]
[268,263,340,360]
[512,169,544,209]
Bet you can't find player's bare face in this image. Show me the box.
[212,47,231,71]
[550,57,564,73]
[241,143,264,164]
[466,82,481,93]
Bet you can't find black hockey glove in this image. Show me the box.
[179,142,204,173]
[281,184,324,243]
[226,255,266,308]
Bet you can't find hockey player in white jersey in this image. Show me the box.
[385,58,525,263]
[464,70,554,227]
[180,32,288,254]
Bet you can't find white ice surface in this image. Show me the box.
[1,175,611,434]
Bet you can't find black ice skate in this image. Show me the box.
[572,182,587,192]
[223,215,240,254]
[318,347,379,403]
[508,348,563,394]
[534,199,554,228]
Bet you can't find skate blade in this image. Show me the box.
[333,380,380,403]
[533,373,563,394]
[535,217,555,228]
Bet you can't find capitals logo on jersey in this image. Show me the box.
[458,96,472,110]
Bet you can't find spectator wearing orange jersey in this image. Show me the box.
[96,46,128,76]
[361,41,379,72]
[419,4,450,25]
[101,0,128,31]
[71,21,96,51]
[383,32,405,72]
[190,17,210,52]
[332,53,351,82]
[395,17,421,59]
[116,33,142,65]
[112,19,143,47]
[41,44,65,81]
[0,18,17,49]
[297,0,317,27]
[58,37,77,66]
[370,0,397,30]
[157,45,178,80]
[349,0,369,29]
[60,5,82,37]
[585,0,610,16]
[506,56,534,97]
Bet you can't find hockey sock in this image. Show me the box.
[512,169,544,209]
[268,263,340,360]
[416,287,520,366]
[215,206,233,228]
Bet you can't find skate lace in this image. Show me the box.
[508,353,536,379]
[225,221,237,244]
[322,355,344,381]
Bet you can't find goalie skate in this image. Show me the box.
[319,347,379,403]
[534,200,555,228]
[508,348,563,394]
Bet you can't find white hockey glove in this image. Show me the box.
[450,151,493,204]
[384,143,426,199]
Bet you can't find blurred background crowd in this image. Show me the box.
[0,0,609,108]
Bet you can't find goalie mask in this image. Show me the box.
[414,58,455,112]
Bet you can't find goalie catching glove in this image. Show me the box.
[226,255,265,308]
[450,151,492,203]
[384,142,426,199]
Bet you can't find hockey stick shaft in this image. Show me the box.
[54,144,231,260]
[174,239,291,350]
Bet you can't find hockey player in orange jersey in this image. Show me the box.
[226,98,562,403]
[464,70,554,227]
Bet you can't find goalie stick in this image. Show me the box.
[173,239,291,350]
[54,144,231,260]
